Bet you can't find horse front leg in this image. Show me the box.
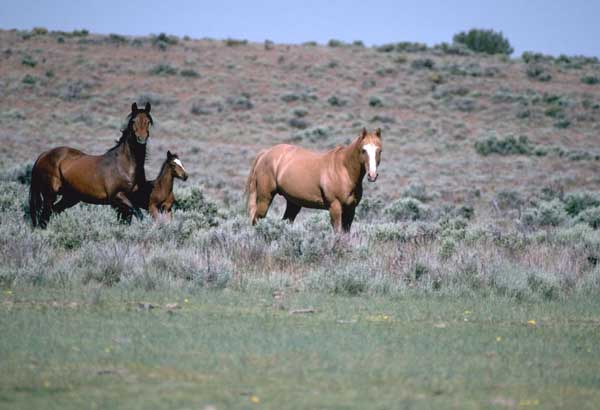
[328,201,343,233]
[112,191,143,223]
[341,205,356,233]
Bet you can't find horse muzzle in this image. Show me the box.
[368,173,378,182]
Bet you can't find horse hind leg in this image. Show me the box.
[282,201,301,223]
[39,191,57,229]
[251,174,276,225]
[53,194,80,214]
[252,195,274,225]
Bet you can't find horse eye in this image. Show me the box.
[362,149,367,153]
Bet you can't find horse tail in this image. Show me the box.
[29,166,43,228]
[245,150,265,223]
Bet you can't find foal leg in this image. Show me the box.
[282,201,301,223]
[148,203,160,221]
[328,201,343,233]
[341,206,356,233]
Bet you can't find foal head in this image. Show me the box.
[128,102,153,145]
[358,128,383,182]
[166,151,188,181]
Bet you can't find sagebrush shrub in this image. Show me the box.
[150,64,177,76]
[255,218,287,243]
[227,94,253,110]
[385,198,430,221]
[21,55,37,67]
[173,187,219,227]
[474,135,533,156]
[576,206,600,229]
[411,58,435,70]
[526,65,552,82]
[581,75,600,85]
[453,29,513,55]
[521,199,567,227]
[224,38,247,46]
[564,192,600,216]
[180,69,200,78]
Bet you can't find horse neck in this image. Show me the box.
[341,137,365,184]
[118,129,147,183]
[153,162,174,199]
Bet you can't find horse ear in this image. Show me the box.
[167,150,172,158]
[375,128,382,139]
[145,102,151,113]
[361,127,367,139]
[131,102,138,113]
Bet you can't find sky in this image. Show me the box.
[1,0,598,57]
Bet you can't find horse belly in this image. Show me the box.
[60,158,111,203]
[277,169,325,209]
[282,192,326,209]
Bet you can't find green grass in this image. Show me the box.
[1,288,599,409]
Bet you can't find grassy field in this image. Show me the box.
[2,288,600,410]
[2,27,600,408]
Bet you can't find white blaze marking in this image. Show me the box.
[173,158,186,172]
[363,144,378,177]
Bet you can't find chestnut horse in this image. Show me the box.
[29,102,153,228]
[129,151,188,221]
[246,128,382,232]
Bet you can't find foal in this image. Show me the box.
[130,151,188,221]
[246,128,382,232]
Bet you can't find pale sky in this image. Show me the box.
[1,0,598,57]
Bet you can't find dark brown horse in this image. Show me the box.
[246,128,382,232]
[29,102,153,228]
[129,151,188,221]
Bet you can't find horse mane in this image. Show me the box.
[106,109,152,186]
[154,154,173,180]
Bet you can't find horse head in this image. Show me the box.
[129,102,153,145]
[358,128,382,182]
[167,150,188,181]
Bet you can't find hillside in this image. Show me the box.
[2,28,599,216]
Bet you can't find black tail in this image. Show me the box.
[29,170,43,228]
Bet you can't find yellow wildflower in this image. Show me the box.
[519,399,539,406]
[496,336,502,342]
[527,320,536,326]
[366,314,391,322]
[250,395,260,404]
